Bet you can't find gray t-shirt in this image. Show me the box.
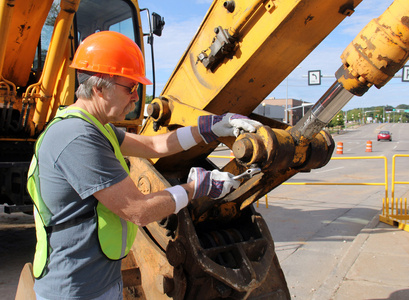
[34,117,129,300]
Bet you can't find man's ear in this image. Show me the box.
[92,85,103,97]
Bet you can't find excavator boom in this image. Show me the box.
[4,0,408,299]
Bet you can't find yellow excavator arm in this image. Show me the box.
[4,0,408,299]
[127,1,409,299]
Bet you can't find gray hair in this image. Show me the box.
[75,71,116,99]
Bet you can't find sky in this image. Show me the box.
[138,0,408,111]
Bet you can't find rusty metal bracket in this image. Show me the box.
[197,26,237,71]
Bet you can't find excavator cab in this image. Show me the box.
[74,0,146,121]
[1,0,163,213]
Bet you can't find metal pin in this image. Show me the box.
[232,168,261,180]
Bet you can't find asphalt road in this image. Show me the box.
[1,123,408,299]
[0,207,35,299]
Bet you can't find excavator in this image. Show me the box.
[1,0,407,299]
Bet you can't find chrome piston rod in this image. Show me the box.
[292,81,354,141]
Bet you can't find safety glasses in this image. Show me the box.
[114,82,139,94]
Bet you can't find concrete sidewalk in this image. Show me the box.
[313,214,409,300]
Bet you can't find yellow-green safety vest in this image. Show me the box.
[27,107,138,278]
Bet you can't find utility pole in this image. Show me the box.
[383,106,385,123]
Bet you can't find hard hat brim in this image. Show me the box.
[134,75,153,85]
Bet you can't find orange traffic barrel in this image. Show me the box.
[365,140,372,152]
[336,142,343,154]
[230,150,234,161]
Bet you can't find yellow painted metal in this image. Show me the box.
[209,155,235,159]
[142,0,363,139]
[0,2,17,123]
[210,155,389,201]
[379,213,409,231]
[0,0,15,77]
[283,156,388,201]
[210,152,408,232]
[0,76,16,103]
[380,198,409,233]
[391,154,409,200]
[127,156,174,300]
[256,195,268,208]
[45,38,77,122]
[337,0,409,95]
[17,0,147,134]
[285,182,385,186]
[1,0,53,86]
[142,97,214,165]
[380,154,409,232]
[32,0,80,132]
[112,0,148,132]
[175,0,363,113]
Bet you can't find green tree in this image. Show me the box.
[346,109,361,123]
[328,112,344,129]
[145,95,153,104]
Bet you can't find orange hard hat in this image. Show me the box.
[70,31,152,85]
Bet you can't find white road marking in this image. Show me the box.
[313,166,345,174]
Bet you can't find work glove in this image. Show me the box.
[198,113,262,144]
[187,167,240,199]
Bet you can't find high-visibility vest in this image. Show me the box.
[27,106,138,278]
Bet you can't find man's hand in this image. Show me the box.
[198,113,262,144]
[187,167,240,199]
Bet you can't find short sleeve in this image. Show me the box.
[108,123,126,145]
[54,124,129,199]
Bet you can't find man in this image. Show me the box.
[28,31,261,300]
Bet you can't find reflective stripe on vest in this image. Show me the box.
[27,107,138,278]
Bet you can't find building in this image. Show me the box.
[253,102,285,122]
[253,98,313,126]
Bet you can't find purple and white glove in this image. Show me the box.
[198,113,262,144]
[187,167,240,199]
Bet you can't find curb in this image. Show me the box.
[312,210,381,300]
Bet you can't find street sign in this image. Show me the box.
[308,70,321,85]
[402,65,409,82]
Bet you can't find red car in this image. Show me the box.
[377,130,392,141]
